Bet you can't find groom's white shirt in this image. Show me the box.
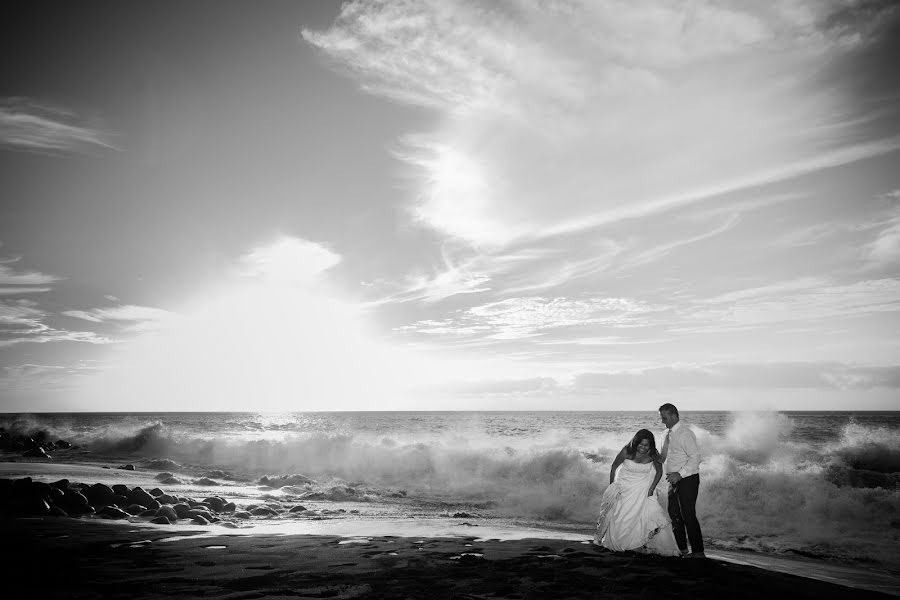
[663,421,701,478]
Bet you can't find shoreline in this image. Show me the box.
[3,460,900,597]
[5,516,898,599]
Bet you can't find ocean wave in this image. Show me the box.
[825,423,900,474]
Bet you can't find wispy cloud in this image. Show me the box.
[685,278,900,330]
[305,1,900,248]
[863,192,900,267]
[398,295,668,341]
[0,97,117,154]
[0,256,62,286]
[62,304,175,332]
[0,299,111,347]
[573,361,900,391]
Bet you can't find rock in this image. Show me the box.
[186,508,215,521]
[191,515,210,525]
[156,505,178,521]
[60,490,90,514]
[289,505,308,513]
[149,487,165,497]
[202,496,226,512]
[49,479,70,491]
[150,516,171,525]
[49,487,65,503]
[139,509,157,517]
[120,464,135,471]
[157,494,178,505]
[13,496,50,516]
[84,483,115,506]
[233,511,252,519]
[250,506,279,516]
[112,484,130,496]
[97,505,130,519]
[55,440,72,449]
[223,502,236,513]
[125,504,148,515]
[112,494,129,508]
[173,503,192,518]
[218,521,238,529]
[193,477,218,486]
[48,506,68,517]
[159,477,181,485]
[452,512,472,518]
[155,472,176,481]
[127,487,156,508]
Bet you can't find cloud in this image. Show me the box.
[0,362,100,393]
[573,361,900,390]
[397,295,668,340]
[863,193,900,267]
[0,256,61,286]
[305,1,900,248]
[0,299,112,347]
[0,97,116,154]
[237,236,341,283]
[684,278,900,330]
[62,304,174,331]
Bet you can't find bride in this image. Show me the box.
[594,428,681,556]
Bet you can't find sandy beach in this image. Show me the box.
[3,457,898,599]
[4,515,897,600]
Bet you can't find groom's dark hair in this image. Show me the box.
[658,403,679,416]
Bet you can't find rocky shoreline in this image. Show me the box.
[0,474,310,526]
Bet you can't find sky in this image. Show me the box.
[1,0,899,412]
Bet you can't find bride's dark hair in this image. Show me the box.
[626,428,660,461]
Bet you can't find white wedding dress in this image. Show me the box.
[594,459,681,556]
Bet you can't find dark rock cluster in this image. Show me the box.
[0,476,318,526]
[0,427,74,459]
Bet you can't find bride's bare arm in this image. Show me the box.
[649,461,663,496]
[609,447,627,484]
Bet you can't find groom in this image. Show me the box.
[659,403,705,559]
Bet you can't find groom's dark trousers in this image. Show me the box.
[668,474,704,554]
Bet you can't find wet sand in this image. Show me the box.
[5,516,897,600]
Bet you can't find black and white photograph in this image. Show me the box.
[1,1,899,597]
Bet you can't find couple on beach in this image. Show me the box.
[594,403,705,559]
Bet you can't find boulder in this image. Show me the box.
[112,494,129,508]
[173,503,192,518]
[233,511,252,519]
[149,488,165,497]
[250,506,279,517]
[193,477,218,486]
[191,514,210,525]
[150,516,171,525]
[112,484,130,496]
[96,505,130,519]
[139,509,157,517]
[49,479,70,491]
[125,504,148,515]
[127,487,156,508]
[186,508,215,521]
[157,493,178,505]
[60,490,90,514]
[289,505,308,513]
[223,502,236,513]
[84,483,115,506]
[202,496,226,512]
[155,505,178,521]
[120,464,135,471]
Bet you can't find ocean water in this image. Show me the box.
[2,410,899,567]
